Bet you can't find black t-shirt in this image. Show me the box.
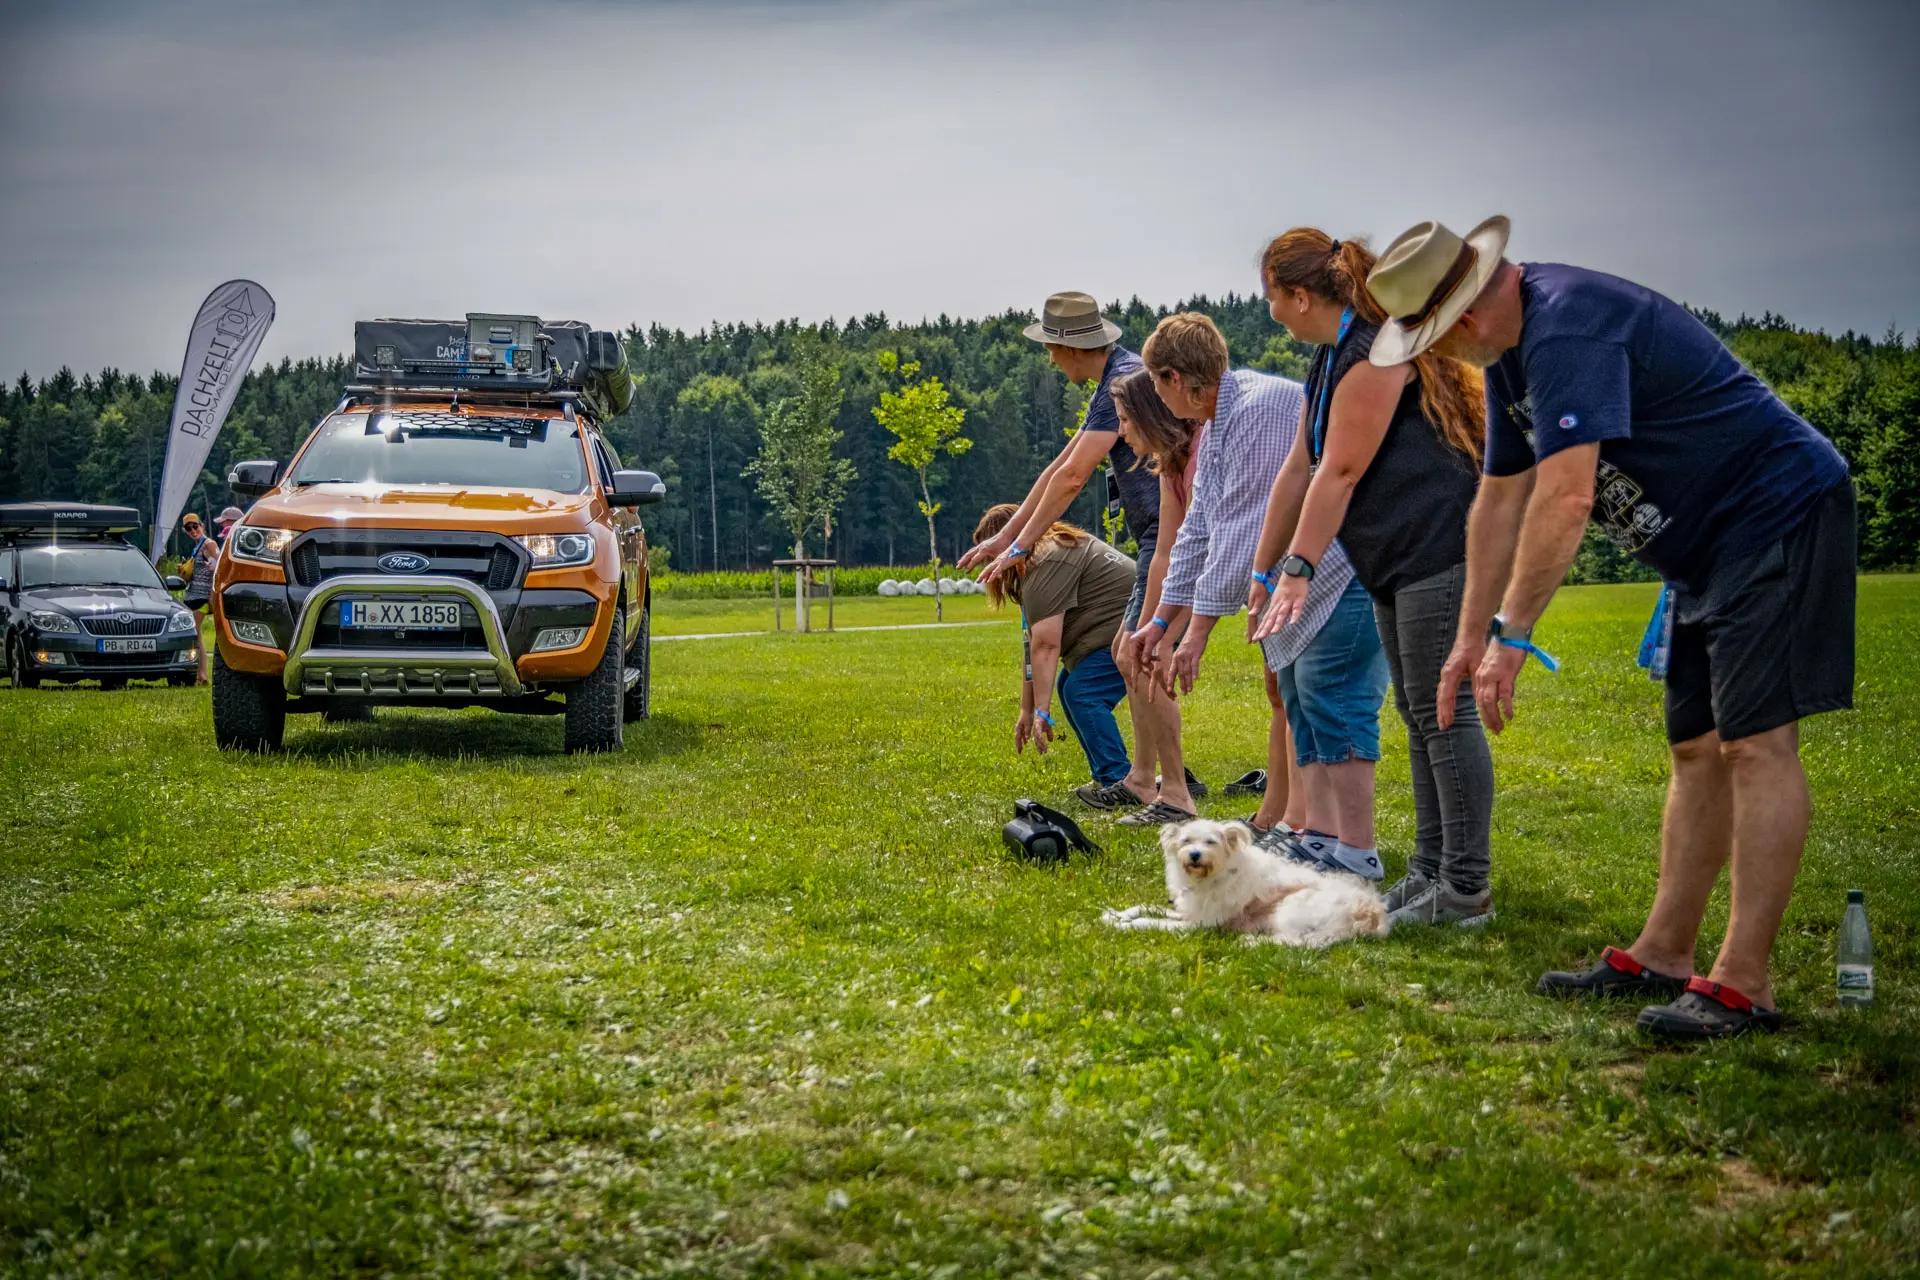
[1304,318,1476,597]
[1080,347,1159,557]
[1484,264,1847,590]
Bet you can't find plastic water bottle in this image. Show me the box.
[1837,889,1873,1008]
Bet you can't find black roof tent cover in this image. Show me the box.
[352,314,633,419]
[0,502,142,537]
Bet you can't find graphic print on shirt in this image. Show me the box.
[1508,391,1671,554]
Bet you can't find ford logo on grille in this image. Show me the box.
[378,552,430,574]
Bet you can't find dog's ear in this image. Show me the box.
[1159,821,1188,860]
[1222,823,1252,856]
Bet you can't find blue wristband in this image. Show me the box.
[1006,542,1026,560]
[1149,616,1169,631]
[1497,636,1562,673]
[1034,709,1054,727]
[1251,568,1278,590]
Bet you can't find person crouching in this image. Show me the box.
[976,504,1139,795]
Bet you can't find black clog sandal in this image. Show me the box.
[1536,946,1689,1000]
[1222,768,1268,797]
[1637,978,1784,1042]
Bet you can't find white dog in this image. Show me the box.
[1103,818,1389,949]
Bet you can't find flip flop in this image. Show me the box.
[1222,769,1268,797]
[1117,801,1197,828]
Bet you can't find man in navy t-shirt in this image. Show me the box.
[1366,216,1855,1042]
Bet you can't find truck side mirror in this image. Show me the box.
[607,469,666,507]
[228,460,281,498]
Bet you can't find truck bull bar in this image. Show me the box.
[282,574,522,697]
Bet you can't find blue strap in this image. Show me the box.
[1309,307,1356,464]
[1498,636,1561,673]
[1034,709,1054,728]
[1636,584,1675,682]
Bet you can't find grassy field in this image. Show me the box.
[2,578,1916,1277]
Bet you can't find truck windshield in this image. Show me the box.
[19,543,165,590]
[289,412,588,492]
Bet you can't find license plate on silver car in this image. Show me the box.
[339,601,461,629]
[98,638,157,653]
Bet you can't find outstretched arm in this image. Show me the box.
[1436,467,1534,729]
[978,429,1113,583]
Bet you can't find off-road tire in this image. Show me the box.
[622,605,651,722]
[321,699,375,723]
[212,648,286,751]
[10,637,40,690]
[565,609,625,753]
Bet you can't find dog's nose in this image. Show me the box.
[1187,849,1203,864]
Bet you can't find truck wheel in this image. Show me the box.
[622,605,651,722]
[212,649,285,751]
[321,700,375,723]
[10,637,40,690]
[565,609,625,753]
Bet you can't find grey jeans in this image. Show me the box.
[1373,561,1494,894]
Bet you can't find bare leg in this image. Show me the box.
[1297,762,1340,835]
[1140,688,1193,811]
[1627,731,1731,978]
[1254,669,1291,828]
[1705,723,1807,1008]
[1283,728,1312,831]
[1116,637,1160,804]
[1324,758,1377,849]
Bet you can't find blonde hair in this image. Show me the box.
[1260,227,1485,464]
[972,503,1091,608]
[1142,312,1229,391]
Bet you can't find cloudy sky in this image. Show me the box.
[2,0,1915,377]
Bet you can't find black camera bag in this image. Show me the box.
[1002,798,1101,864]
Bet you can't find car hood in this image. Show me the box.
[26,585,178,615]
[247,484,598,530]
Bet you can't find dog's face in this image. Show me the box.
[1160,818,1252,881]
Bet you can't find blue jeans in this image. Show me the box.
[1056,647,1131,785]
[1276,575,1389,765]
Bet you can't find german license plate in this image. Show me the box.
[340,600,461,630]
[98,638,157,653]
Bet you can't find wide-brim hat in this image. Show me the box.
[1367,215,1510,366]
[1022,290,1123,350]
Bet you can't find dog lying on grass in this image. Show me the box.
[1102,818,1389,949]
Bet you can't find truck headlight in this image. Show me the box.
[513,533,595,569]
[167,609,197,633]
[29,610,79,634]
[231,524,296,565]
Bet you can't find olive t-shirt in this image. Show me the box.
[1019,535,1137,670]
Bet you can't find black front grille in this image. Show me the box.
[287,529,524,590]
[80,615,165,637]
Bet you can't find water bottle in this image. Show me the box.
[1837,889,1873,1008]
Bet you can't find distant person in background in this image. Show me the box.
[1366,215,1853,1039]
[961,291,1206,811]
[1250,228,1493,925]
[975,504,1138,796]
[178,512,217,685]
[214,506,244,544]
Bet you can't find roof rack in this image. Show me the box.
[0,502,142,537]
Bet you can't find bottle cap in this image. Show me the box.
[1847,888,1865,904]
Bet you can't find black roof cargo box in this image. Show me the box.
[0,502,142,538]
[352,313,632,418]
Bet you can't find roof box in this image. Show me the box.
[352,314,632,417]
[0,502,142,537]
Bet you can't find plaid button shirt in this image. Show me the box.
[1159,368,1356,669]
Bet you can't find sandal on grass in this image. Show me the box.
[1074,780,1145,811]
[1222,768,1268,797]
[1637,977,1784,1042]
[1537,946,1689,1001]
[1117,800,1197,828]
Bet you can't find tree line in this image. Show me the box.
[2,298,1915,577]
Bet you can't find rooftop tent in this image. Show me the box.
[352,314,633,419]
[0,502,143,538]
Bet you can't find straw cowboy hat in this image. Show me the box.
[1366,215,1511,366]
[1022,291,1123,350]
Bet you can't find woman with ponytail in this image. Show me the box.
[1249,228,1496,929]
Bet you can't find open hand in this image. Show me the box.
[978,548,1024,585]
[1252,574,1310,642]
[1168,638,1206,697]
[957,533,1008,571]
[1014,710,1034,754]
[1474,641,1528,735]
[1435,637,1485,731]
[1245,580,1270,643]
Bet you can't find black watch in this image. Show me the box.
[1487,613,1533,644]
[1279,554,1316,581]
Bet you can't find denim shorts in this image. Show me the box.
[1275,576,1389,765]
[1120,550,1152,633]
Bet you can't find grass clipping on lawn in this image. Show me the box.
[1,578,1916,1277]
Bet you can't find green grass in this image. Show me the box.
[2,578,1916,1277]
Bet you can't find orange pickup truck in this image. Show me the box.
[210,314,663,753]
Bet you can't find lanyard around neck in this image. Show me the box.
[1309,307,1355,464]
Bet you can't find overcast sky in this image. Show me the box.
[2,0,1915,378]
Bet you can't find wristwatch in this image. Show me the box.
[1487,613,1533,644]
[1279,554,1316,581]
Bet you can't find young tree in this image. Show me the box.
[873,350,971,620]
[743,341,855,630]
[673,374,759,571]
